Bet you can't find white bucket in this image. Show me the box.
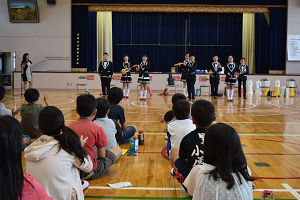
[248,80,253,94]
[286,88,290,98]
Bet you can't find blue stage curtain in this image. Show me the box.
[189,13,242,69]
[112,12,242,72]
[255,13,270,74]
[72,6,97,72]
[87,12,97,72]
[71,5,88,69]
[269,8,287,71]
[113,13,186,72]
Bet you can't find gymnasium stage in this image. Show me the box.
[4,89,300,200]
[13,72,300,92]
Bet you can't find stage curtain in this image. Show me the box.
[242,13,255,74]
[112,13,186,72]
[269,8,287,71]
[112,12,242,72]
[71,5,88,69]
[255,13,269,74]
[189,13,242,69]
[87,12,97,72]
[97,11,113,67]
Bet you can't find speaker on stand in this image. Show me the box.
[47,0,56,5]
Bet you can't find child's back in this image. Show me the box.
[94,117,118,151]
[168,100,195,148]
[94,98,120,151]
[168,118,195,147]
[21,103,43,138]
[20,88,49,138]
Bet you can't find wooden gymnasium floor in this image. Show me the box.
[5,89,300,200]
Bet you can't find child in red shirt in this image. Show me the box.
[69,94,121,180]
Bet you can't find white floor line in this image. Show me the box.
[239,134,300,136]
[88,185,300,193]
[282,183,300,200]
[89,186,185,191]
[127,121,300,124]
[144,132,300,137]
[253,189,288,192]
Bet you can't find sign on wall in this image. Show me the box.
[287,35,300,61]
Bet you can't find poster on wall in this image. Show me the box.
[7,0,39,23]
[287,35,300,61]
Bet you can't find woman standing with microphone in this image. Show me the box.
[21,53,33,91]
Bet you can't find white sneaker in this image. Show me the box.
[164,135,168,140]
[82,180,89,190]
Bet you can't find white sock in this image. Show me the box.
[144,90,148,98]
[231,89,234,99]
[123,89,126,96]
[127,88,130,96]
[183,87,187,96]
[140,90,143,98]
[226,88,230,99]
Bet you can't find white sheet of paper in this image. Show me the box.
[107,182,132,189]
[287,35,300,61]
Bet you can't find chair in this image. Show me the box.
[199,77,210,96]
[166,84,177,93]
[76,76,88,92]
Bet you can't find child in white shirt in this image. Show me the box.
[168,100,196,149]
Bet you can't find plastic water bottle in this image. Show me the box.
[138,130,144,145]
[129,136,138,152]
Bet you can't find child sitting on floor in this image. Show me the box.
[94,97,121,151]
[167,100,195,154]
[170,100,215,183]
[20,88,49,138]
[25,106,93,200]
[68,94,121,180]
[0,115,52,200]
[184,123,255,200]
[107,87,136,144]
[160,93,187,140]
[0,85,31,149]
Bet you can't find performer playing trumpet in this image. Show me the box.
[174,53,190,97]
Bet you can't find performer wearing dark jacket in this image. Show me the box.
[238,58,249,99]
[208,56,222,99]
[137,54,151,100]
[175,53,190,97]
[121,55,132,98]
[186,55,197,101]
[98,52,113,96]
[224,56,239,101]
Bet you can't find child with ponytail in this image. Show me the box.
[25,106,93,200]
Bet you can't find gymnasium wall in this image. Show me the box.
[0,0,71,72]
[286,0,300,75]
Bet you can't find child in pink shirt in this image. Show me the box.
[0,115,52,200]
